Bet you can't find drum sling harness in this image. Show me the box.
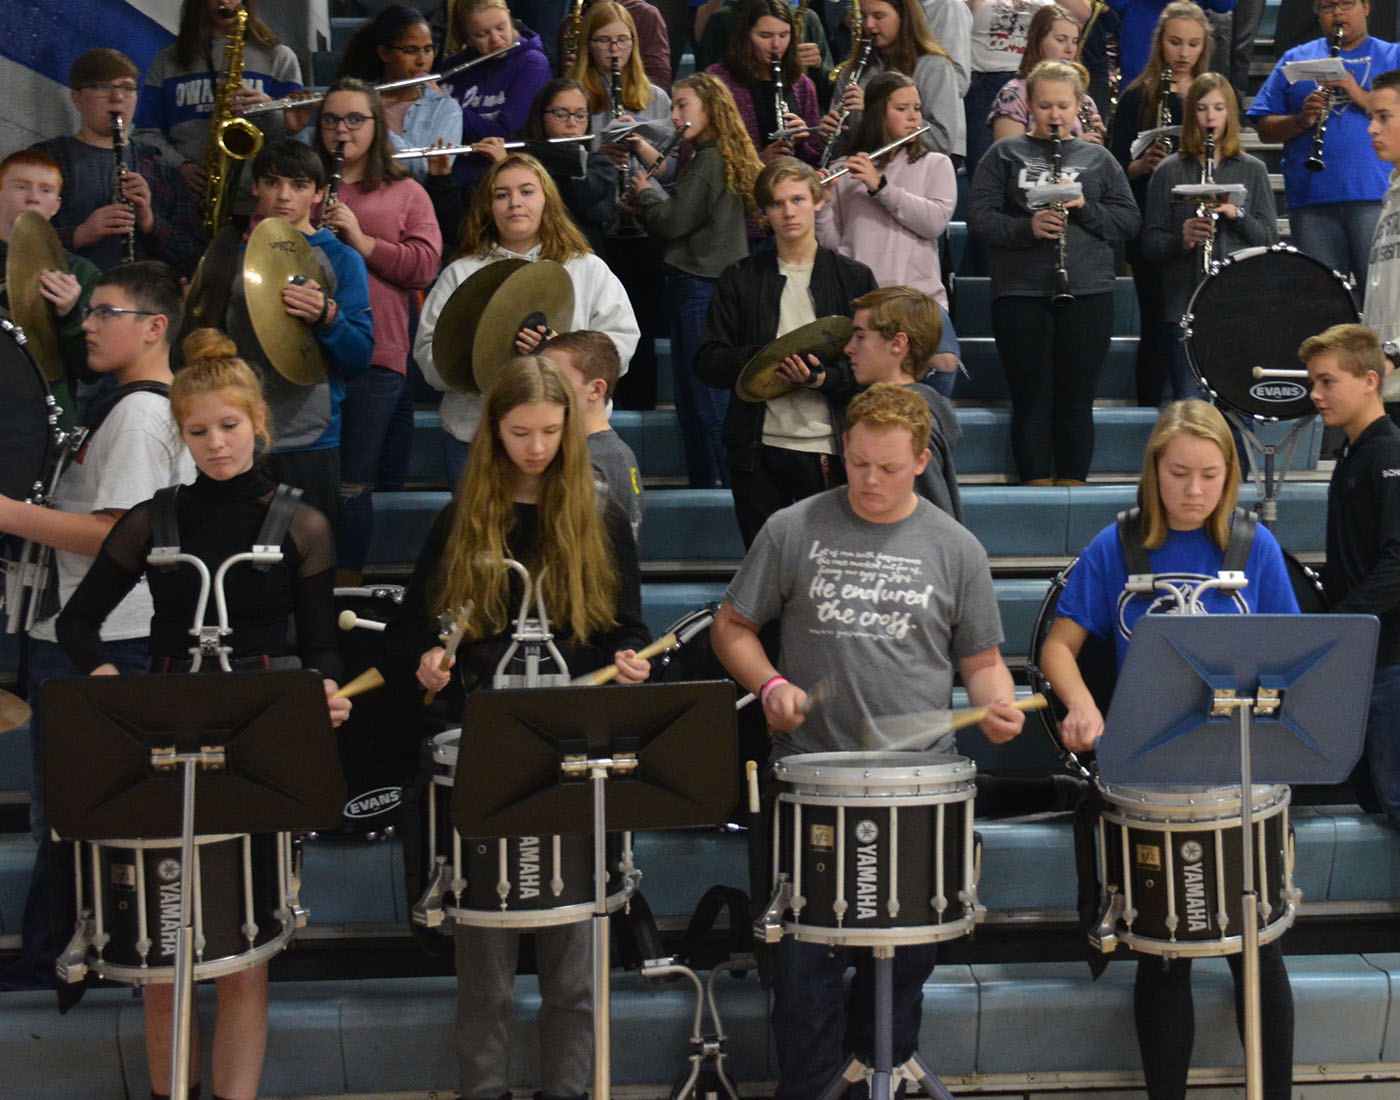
[1116,505,1257,605]
[149,482,303,574]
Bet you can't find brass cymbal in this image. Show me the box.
[735,315,854,403]
[472,260,574,397]
[431,259,526,393]
[243,217,328,386]
[8,211,69,383]
[0,688,31,734]
[181,224,240,346]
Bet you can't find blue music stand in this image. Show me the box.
[1097,613,1378,1100]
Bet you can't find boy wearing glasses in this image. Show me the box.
[31,49,205,277]
[1250,0,1400,293]
[0,261,195,991]
[225,139,373,521]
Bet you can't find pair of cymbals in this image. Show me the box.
[432,259,575,395]
[735,315,854,403]
[7,211,69,382]
[243,218,330,386]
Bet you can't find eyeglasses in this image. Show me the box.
[544,107,591,122]
[384,43,438,58]
[320,112,372,131]
[84,304,156,323]
[590,35,634,50]
[81,81,139,98]
[1315,0,1359,12]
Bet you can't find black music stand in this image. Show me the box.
[1097,613,1378,1100]
[451,680,739,1100]
[41,671,345,1100]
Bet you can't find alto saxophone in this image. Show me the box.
[201,5,265,234]
[562,0,584,73]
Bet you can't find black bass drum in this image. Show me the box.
[1182,245,1357,421]
[0,316,56,502]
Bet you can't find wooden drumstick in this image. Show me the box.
[334,667,384,699]
[425,603,472,706]
[575,631,678,685]
[945,692,1048,733]
[746,760,760,814]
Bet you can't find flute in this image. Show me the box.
[392,134,593,160]
[820,125,930,184]
[245,40,524,116]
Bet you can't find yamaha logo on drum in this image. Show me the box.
[1248,380,1308,403]
[157,858,182,883]
[854,819,880,844]
[1180,840,1204,862]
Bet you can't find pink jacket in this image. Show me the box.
[338,176,442,374]
[815,147,956,306]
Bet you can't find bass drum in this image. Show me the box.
[1183,245,1358,421]
[1028,549,1326,760]
[0,316,56,502]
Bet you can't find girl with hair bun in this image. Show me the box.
[57,327,349,1100]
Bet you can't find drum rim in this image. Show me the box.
[1094,899,1297,958]
[776,750,975,786]
[441,876,638,927]
[780,912,980,946]
[86,925,296,984]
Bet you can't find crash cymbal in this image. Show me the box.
[8,211,69,383]
[243,217,328,386]
[0,689,31,734]
[180,225,240,347]
[735,315,854,403]
[473,260,574,397]
[431,259,526,393]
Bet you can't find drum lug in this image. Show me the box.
[412,857,454,929]
[753,874,793,945]
[55,915,94,983]
[1089,889,1122,954]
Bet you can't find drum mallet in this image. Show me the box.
[574,631,679,685]
[334,667,385,699]
[338,609,387,631]
[1251,366,1309,380]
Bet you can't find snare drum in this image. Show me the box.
[1183,245,1358,421]
[0,316,56,503]
[413,729,640,928]
[766,751,983,948]
[1092,783,1297,958]
[59,832,301,985]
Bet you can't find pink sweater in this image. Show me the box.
[814,147,956,307]
[338,176,442,374]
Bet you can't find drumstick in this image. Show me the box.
[575,631,679,685]
[333,667,384,699]
[945,692,1048,733]
[425,603,472,706]
[862,693,1050,750]
[746,760,760,814]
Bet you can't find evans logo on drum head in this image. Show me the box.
[345,786,402,819]
[1248,380,1308,404]
[854,819,879,844]
[1180,839,1204,863]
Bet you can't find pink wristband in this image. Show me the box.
[760,674,788,704]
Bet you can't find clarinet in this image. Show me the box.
[1304,25,1345,173]
[610,57,637,228]
[770,52,790,142]
[1157,65,1175,154]
[1050,124,1073,308]
[112,114,135,265]
[325,141,345,235]
[820,38,874,168]
[1198,128,1218,276]
[644,121,690,179]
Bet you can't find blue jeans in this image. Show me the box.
[1287,201,1383,302]
[772,938,937,1100]
[923,304,963,397]
[444,434,471,489]
[1364,663,1400,831]
[668,269,730,488]
[963,70,1014,181]
[338,366,406,573]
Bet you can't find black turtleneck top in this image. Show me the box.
[57,467,342,680]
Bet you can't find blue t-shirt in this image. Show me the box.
[1056,520,1301,668]
[1248,36,1400,207]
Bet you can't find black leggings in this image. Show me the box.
[991,292,1114,483]
[1133,942,1294,1100]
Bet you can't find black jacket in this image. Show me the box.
[1325,414,1400,666]
[693,246,877,472]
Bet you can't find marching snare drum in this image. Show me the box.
[59,832,301,985]
[1092,783,1297,958]
[413,728,640,929]
[1182,245,1358,421]
[765,751,983,948]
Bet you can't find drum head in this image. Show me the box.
[0,321,53,501]
[1184,246,1357,420]
[1027,557,1118,764]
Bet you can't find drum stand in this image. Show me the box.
[3,424,85,634]
[1222,410,1314,530]
[1096,613,1377,1100]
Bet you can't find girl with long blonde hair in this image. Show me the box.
[414,153,639,485]
[401,354,650,1100]
[628,72,761,488]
